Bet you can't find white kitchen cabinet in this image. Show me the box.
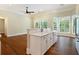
[46,34,51,49]
[29,31,58,55]
[53,32,58,44]
[76,39,79,54]
[41,36,47,54]
[30,35,41,55]
[50,32,54,46]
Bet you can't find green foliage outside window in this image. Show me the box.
[35,20,48,28]
[60,20,69,32]
[53,16,70,32]
[35,22,39,28]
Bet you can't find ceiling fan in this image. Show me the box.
[25,7,34,14]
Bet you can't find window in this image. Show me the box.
[53,22,57,30]
[52,16,70,33]
[76,17,79,34]
[34,20,48,29]
[52,17,60,31]
[60,17,70,32]
[72,15,76,34]
[52,17,57,30]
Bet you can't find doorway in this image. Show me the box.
[0,18,5,34]
[0,18,5,54]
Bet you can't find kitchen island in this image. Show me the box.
[27,29,58,55]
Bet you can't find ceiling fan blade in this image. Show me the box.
[25,6,34,14]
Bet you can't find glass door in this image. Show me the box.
[76,17,79,35]
[52,16,70,33]
[60,16,70,33]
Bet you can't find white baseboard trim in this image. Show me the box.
[58,33,75,37]
[7,32,27,37]
[26,48,30,54]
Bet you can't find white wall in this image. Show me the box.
[7,13,31,36]
[0,10,31,37]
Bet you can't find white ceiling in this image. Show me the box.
[0,4,76,14]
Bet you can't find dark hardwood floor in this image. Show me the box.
[45,36,78,55]
[1,34,78,55]
[1,34,27,55]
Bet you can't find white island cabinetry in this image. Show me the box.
[29,30,58,55]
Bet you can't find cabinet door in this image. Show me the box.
[53,32,58,44]
[30,35,41,55]
[46,34,51,49]
[50,33,54,45]
[41,36,47,54]
[76,39,79,54]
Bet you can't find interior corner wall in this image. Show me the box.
[76,4,79,14]
[0,10,32,37]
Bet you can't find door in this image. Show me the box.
[76,17,79,35]
[0,19,5,55]
[74,17,79,36]
[0,19,5,33]
[74,17,79,40]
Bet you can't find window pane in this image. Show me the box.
[60,17,70,32]
[34,20,48,28]
[60,20,65,32]
[52,17,58,30]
